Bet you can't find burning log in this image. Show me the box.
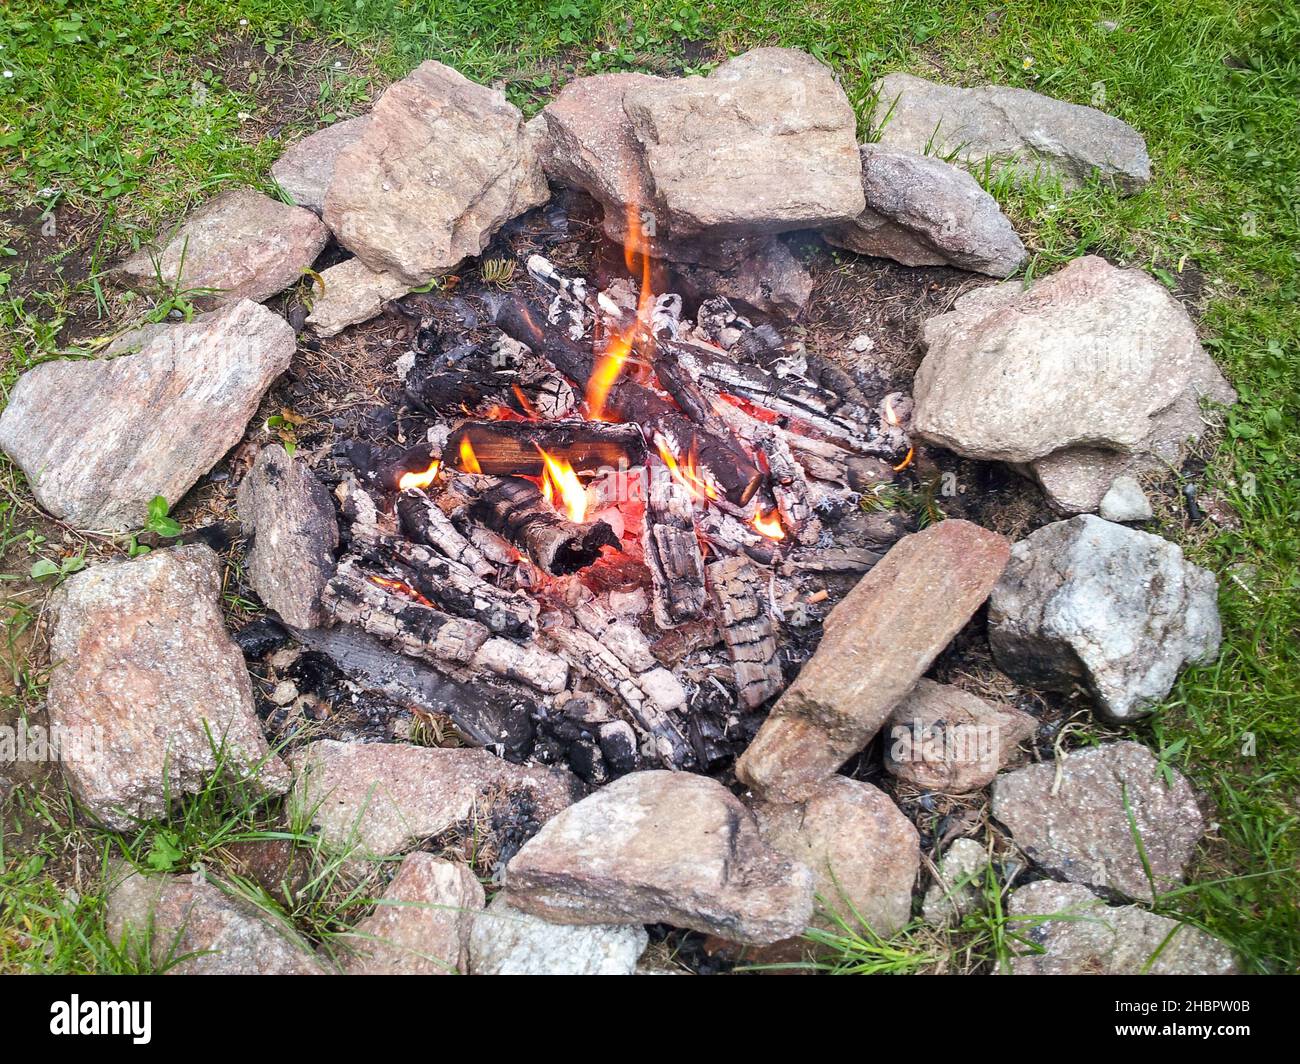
[445,420,647,478]
[643,462,708,629]
[697,508,779,566]
[754,433,822,547]
[396,489,495,577]
[706,556,784,709]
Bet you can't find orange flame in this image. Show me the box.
[752,509,786,541]
[536,446,588,523]
[398,458,440,492]
[458,436,482,474]
[656,437,718,503]
[368,574,434,607]
[586,200,655,420]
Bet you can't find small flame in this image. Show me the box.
[752,509,786,541]
[458,436,482,474]
[586,197,655,420]
[398,458,440,492]
[511,383,540,419]
[536,446,588,523]
[656,437,718,503]
[368,574,434,607]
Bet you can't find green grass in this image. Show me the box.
[1,0,1297,972]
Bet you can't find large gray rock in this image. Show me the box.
[992,741,1204,901]
[116,188,328,308]
[236,444,338,628]
[469,895,647,975]
[46,544,290,831]
[988,515,1221,721]
[825,145,1026,277]
[870,73,1151,193]
[305,257,410,337]
[338,854,484,975]
[108,866,326,974]
[912,256,1235,512]
[505,770,814,945]
[272,116,371,216]
[1007,880,1238,974]
[0,299,294,530]
[289,739,579,860]
[325,61,548,285]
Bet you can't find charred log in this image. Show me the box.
[643,462,707,628]
[396,489,496,577]
[445,420,646,478]
[706,556,784,709]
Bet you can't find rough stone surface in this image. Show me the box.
[289,739,580,860]
[0,299,294,530]
[236,444,338,627]
[305,257,410,337]
[884,678,1037,792]
[505,770,814,945]
[469,895,648,975]
[825,145,1026,277]
[992,741,1204,901]
[116,188,328,307]
[753,777,919,939]
[736,520,1010,802]
[107,866,325,974]
[325,61,548,284]
[1007,880,1238,974]
[912,256,1235,512]
[271,116,371,216]
[1099,475,1154,522]
[988,515,1221,721]
[922,838,991,927]
[623,48,864,238]
[870,73,1151,193]
[339,854,484,975]
[46,545,289,831]
[673,236,813,318]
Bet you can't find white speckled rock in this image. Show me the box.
[1099,475,1154,522]
[305,257,410,337]
[469,895,647,975]
[922,838,991,927]
[272,116,371,216]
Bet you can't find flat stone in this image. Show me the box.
[116,187,328,308]
[1099,475,1154,522]
[922,838,991,927]
[825,145,1026,277]
[469,895,647,975]
[623,48,864,238]
[736,520,1010,802]
[107,866,325,974]
[988,515,1221,721]
[870,73,1151,193]
[992,741,1204,901]
[236,443,338,628]
[289,739,580,860]
[912,256,1235,512]
[1007,880,1238,974]
[325,61,548,284]
[672,236,813,318]
[272,116,371,216]
[884,678,1037,792]
[305,257,410,337]
[46,544,289,831]
[0,299,294,530]
[505,770,814,945]
[338,854,484,975]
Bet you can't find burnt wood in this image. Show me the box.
[446,420,647,478]
[706,555,784,709]
[644,463,708,629]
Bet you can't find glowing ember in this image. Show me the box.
[368,573,434,607]
[752,509,785,540]
[586,197,655,420]
[511,383,540,419]
[397,458,440,492]
[536,446,588,523]
[458,436,482,474]
[656,436,718,502]
[892,446,915,472]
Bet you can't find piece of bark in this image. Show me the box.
[237,443,339,627]
[706,556,784,709]
[736,519,1011,802]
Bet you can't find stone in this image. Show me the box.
[325,61,548,284]
[672,236,813,318]
[623,48,864,238]
[115,188,329,308]
[1007,880,1238,974]
[289,739,580,860]
[305,257,410,337]
[0,299,294,530]
[870,73,1151,193]
[988,515,1222,721]
[469,895,647,975]
[236,443,339,628]
[884,678,1037,792]
[912,256,1235,512]
[736,520,1010,802]
[271,116,371,216]
[922,838,991,927]
[338,854,484,975]
[1099,475,1154,522]
[753,777,919,940]
[825,145,1026,277]
[505,770,814,945]
[992,741,1204,901]
[107,866,325,974]
[45,544,290,831]
[221,837,311,909]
